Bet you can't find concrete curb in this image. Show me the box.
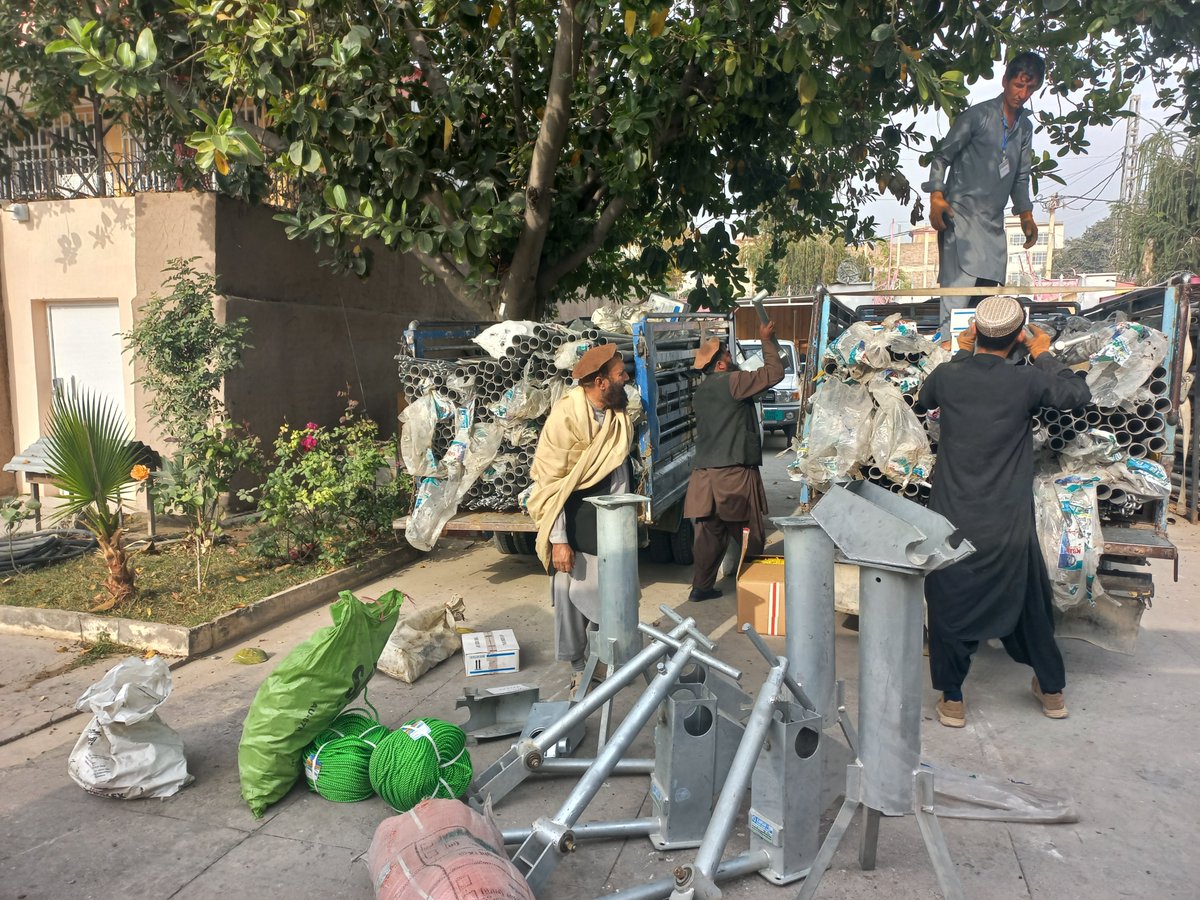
[0,546,421,658]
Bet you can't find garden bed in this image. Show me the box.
[0,534,420,656]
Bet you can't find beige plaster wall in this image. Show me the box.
[0,226,16,494]
[130,192,218,453]
[0,197,138,493]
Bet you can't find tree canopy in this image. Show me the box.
[1114,131,1200,284]
[6,1,1200,319]
[1053,213,1116,278]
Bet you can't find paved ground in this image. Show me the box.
[2,438,1198,899]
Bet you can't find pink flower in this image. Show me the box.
[300,434,318,452]
[305,421,319,431]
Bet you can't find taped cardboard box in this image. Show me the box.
[736,531,787,637]
[462,629,521,676]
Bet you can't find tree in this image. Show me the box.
[1114,132,1200,284]
[124,259,260,593]
[13,2,1200,319]
[1053,213,1116,277]
[740,225,877,295]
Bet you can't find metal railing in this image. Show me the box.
[0,151,297,210]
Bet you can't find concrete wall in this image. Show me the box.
[0,196,139,492]
[212,196,477,443]
[0,225,16,493]
[1,191,485,501]
[130,192,219,453]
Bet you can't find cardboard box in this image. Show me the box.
[462,629,521,676]
[737,554,787,637]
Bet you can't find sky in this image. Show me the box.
[857,62,1171,242]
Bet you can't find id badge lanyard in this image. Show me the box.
[999,106,1014,178]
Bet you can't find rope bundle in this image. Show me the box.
[303,708,390,803]
[369,718,473,812]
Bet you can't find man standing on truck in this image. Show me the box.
[684,319,784,602]
[528,344,635,693]
[924,51,1045,344]
[918,296,1090,727]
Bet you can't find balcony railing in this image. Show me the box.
[0,151,298,210]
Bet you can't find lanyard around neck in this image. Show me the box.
[999,105,1017,151]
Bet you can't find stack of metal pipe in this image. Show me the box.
[398,324,595,512]
[816,332,1171,527]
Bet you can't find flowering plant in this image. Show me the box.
[252,394,409,567]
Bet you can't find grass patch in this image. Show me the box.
[74,631,144,669]
[0,531,404,628]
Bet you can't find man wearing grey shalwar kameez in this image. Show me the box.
[924,52,1045,342]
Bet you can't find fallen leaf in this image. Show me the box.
[235,575,248,583]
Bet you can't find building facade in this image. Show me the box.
[891,215,1067,289]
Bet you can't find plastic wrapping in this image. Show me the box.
[489,377,551,423]
[1103,456,1171,499]
[1085,321,1169,408]
[867,379,934,484]
[472,321,536,359]
[1035,473,1103,611]
[555,338,593,371]
[1058,429,1122,465]
[366,799,534,900]
[789,379,873,488]
[68,656,193,800]
[825,322,891,371]
[399,394,452,478]
[407,411,504,552]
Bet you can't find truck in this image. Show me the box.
[733,297,821,443]
[395,312,734,566]
[799,276,1196,652]
[736,338,803,443]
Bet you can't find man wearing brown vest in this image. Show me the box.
[684,319,784,601]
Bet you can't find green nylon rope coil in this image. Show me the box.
[368,718,473,812]
[303,702,390,803]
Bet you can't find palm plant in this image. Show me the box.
[44,385,139,610]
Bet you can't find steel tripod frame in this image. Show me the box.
[470,613,738,807]
[669,657,789,900]
[511,635,707,895]
[793,763,964,900]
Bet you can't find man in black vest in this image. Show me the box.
[684,320,785,601]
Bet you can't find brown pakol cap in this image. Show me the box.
[572,342,621,380]
[693,337,723,370]
[974,296,1025,337]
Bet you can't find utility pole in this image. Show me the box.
[1118,94,1142,207]
[1044,193,1060,279]
[1114,94,1142,262]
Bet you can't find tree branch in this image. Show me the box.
[500,0,582,318]
[410,247,493,317]
[536,196,627,297]
[398,2,448,97]
[507,0,526,146]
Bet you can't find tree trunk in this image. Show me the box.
[91,529,136,611]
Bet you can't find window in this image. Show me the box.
[1036,232,1049,246]
[1009,233,1025,246]
[1031,252,1047,268]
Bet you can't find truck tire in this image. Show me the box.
[515,532,538,555]
[782,423,797,443]
[647,529,673,564]
[670,519,695,566]
[493,532,521,555]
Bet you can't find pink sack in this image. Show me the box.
[366,799,534,900]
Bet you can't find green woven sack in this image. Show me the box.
[238,589,404,817]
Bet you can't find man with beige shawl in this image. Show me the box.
[528,344,635,691]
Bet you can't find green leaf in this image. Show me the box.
[288,140,305,166]
[870,23,894,42]
[135,27,157,64]
[302,147,322,173]
[332,184,347,209]
[116,43,136,70]
[797,72,818,104]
